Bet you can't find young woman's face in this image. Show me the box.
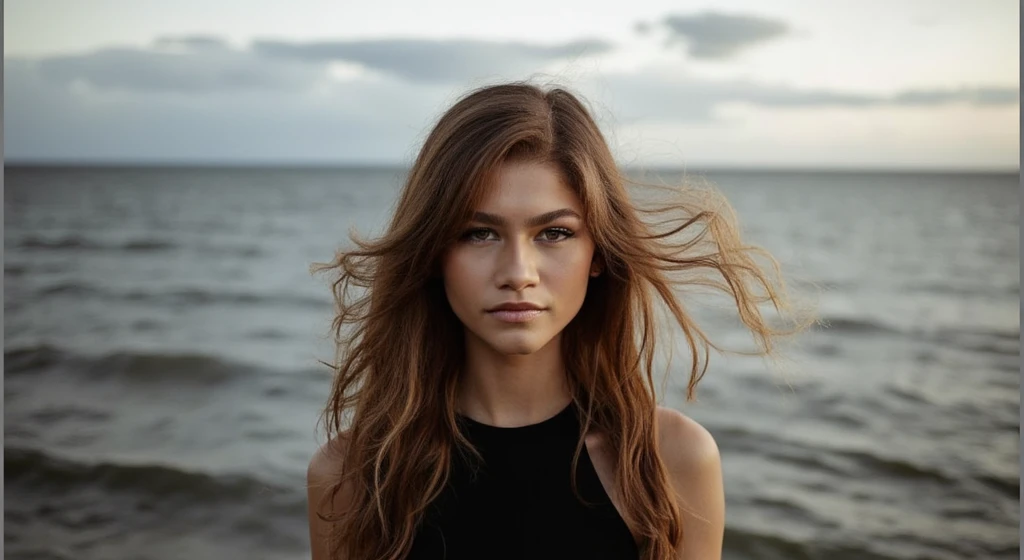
[442,159,598,356]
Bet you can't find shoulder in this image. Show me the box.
[307,434,349,487]
[307,433,353,560]
[655,406,725,559]
[654,406,721,471]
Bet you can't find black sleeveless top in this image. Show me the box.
[407,401,639,559]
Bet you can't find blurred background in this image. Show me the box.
[4,1,1019,559]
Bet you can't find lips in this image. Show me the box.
[488,302,544,312]
[486,302,546,323]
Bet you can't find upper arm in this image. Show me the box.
[656,407,725,560]
[307,437,350,560]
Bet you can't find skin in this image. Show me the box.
[307,159,725,560]
[442,158,597,427]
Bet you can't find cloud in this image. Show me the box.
[597,70,1019,124]
[152,35,231,51]
[30,41,322,94]
[737,84,1019,109]
[4,35,1018,164]
[13,35,613,96]
[651,11,790,59]
[893,87,1020,106]
[252,38,613,83]
[3,57,447,162]
[4,34,615,161]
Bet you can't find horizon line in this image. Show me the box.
[4,159,1019,175]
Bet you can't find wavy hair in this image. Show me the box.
[309,81,813,559]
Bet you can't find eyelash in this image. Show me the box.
[461,227,575,244]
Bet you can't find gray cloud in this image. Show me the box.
[5,34,1018,164]
[600,71,1019,123]
[30,43,322,94]
[653,11,790,59]
[3,58,447,162]
[751,85,1019,109]
[893,87,1020,106]
[152,35,231,51]
[15,35,612,95]
[252,38,613,83]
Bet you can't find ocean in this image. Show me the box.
[4,165,1019,560]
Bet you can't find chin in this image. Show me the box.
[484,332,550,356]
[491,339,542,356]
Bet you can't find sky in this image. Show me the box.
[4,0,1020,170]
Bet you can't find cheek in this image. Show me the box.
[545,249,593,295]
[442,252,483,308]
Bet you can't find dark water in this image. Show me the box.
[5,166,1019,560]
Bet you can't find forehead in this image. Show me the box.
[477,160,582,214]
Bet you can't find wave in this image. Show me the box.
[123,287,328,309]
[246,328,292,340]
[724,517,1005,560]
[976,473,1020,499]
[814,316,1021,356]
[27,405,112,426]
[16,234,263,257]
[751,424,962,488]
[19,235,101,251]
[902,281,1020,298]
[806,340,843,357]
[983,329,1021,342]
[5,344,245,385]
[37,282,104,298]
[814,315,902,336]
[121,239,178,252]
[4,445,311,560]
[6,446,301,509]
[931,327,1020,357]
[883,385,929,405]
[5,344,329,388]
[746,496,826,524]
[716,426,855,479]
[723,527,899,560]
[19,235,175,253]
[34,281,329,309]
[835,449,956,485]
[717,424,969,490]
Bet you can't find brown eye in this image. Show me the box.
[462,228,495,243]
[541,228,574,242]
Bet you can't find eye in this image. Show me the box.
[461,228,496,243]
[459,227,575,244]
[540,227,575,242]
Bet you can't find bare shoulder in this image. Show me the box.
[654,406,721,469]
[655,406,724,559]
[307,433,353,560]
[307,433,349,487]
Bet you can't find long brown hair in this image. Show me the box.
[310,81,813,559]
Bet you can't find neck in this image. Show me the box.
[456,332,572,428]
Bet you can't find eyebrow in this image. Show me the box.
[471,208,582,228]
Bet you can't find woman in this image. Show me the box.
[307,82,809,559]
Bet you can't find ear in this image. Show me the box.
[589,253,603,277]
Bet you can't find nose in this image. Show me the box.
[495,235,539,291]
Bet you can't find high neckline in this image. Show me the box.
[456,400,577,434]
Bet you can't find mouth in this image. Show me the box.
[487,308,545,323]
